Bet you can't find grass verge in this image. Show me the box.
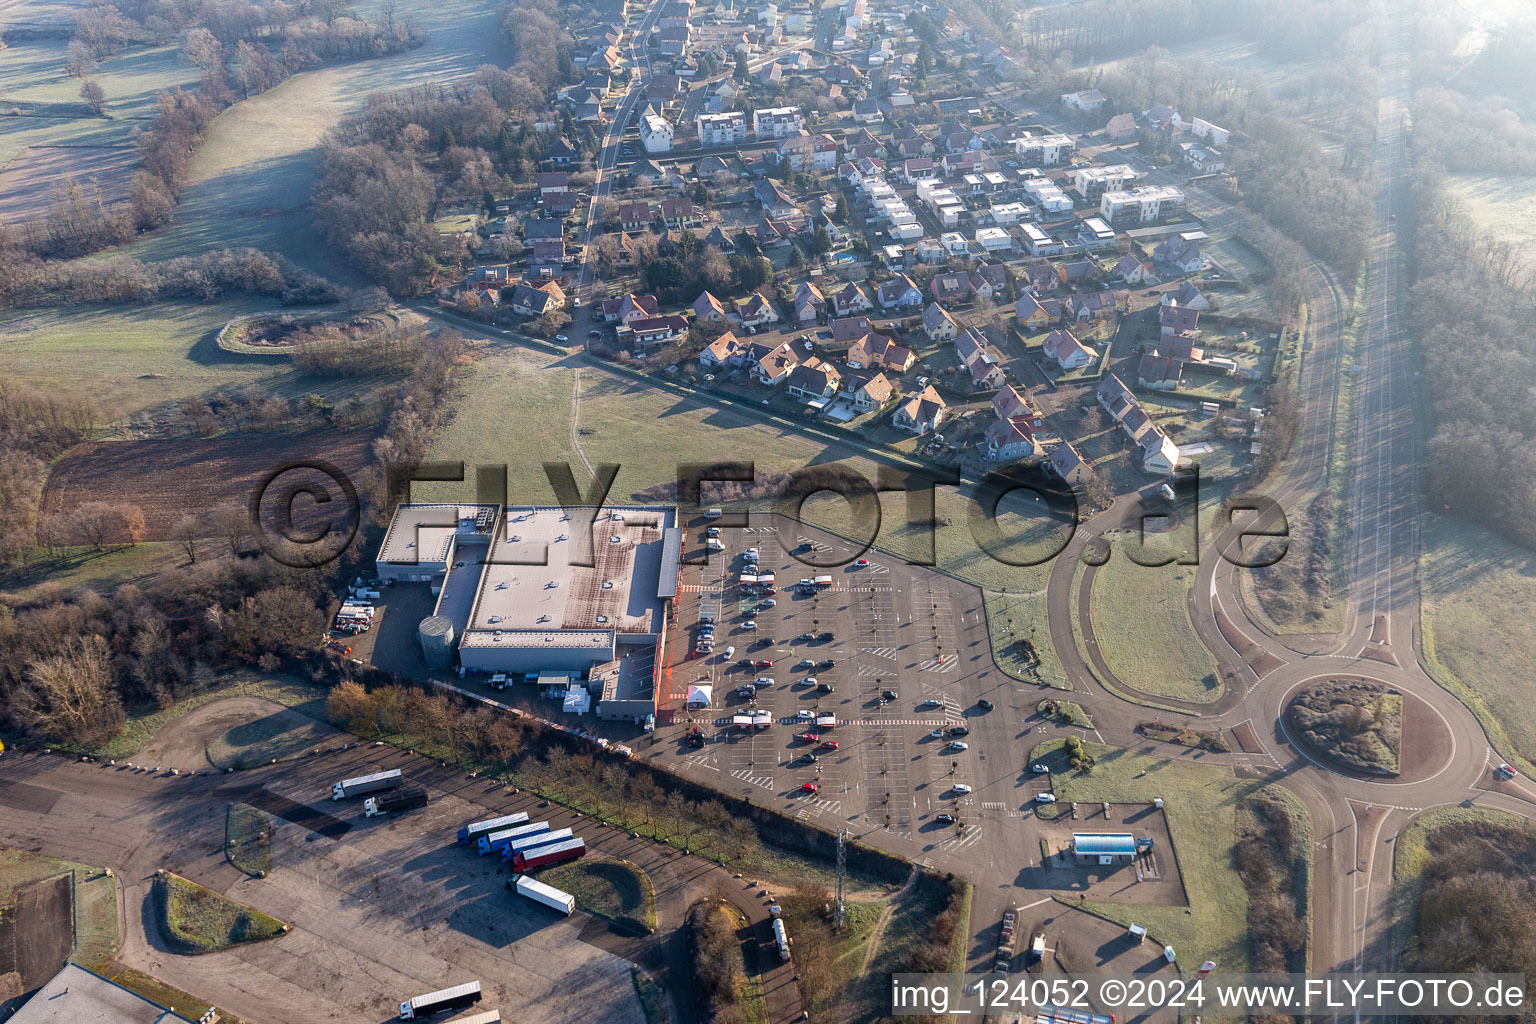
[984,590,1068,689]
[1038,698,1093,729]
[1028,738,1259,972]
[152,872,287,955]
[1087,547,1220,704]
[0,848,118,969]
[536,856,657,935]
[631,967,670,1024]
[224,803,272,878]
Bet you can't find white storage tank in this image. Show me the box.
[418,616,456,669]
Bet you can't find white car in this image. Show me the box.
[949,741,968,752]
[801,677,817,687]
[1035,793,1057,804]
[1031,764,1050,774]
[797,709,814,720]
[929,729,945,739]
[755,676,774,687]
[555,333,569,342]
[742,620,757,630]
[952,783,972,795]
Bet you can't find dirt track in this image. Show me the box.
[133,697,346,772]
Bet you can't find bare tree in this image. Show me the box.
[15,635,125,745]
[171,515,201,564]
[79,80,107,116]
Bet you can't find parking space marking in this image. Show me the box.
[731,767,777,791]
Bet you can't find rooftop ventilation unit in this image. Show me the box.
[602,581,614,590]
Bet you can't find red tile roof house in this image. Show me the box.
[699,330,747,367]
[929,271,974,304]
[602,292,660,324]
[751,341,800,385]
[992,385,1044,428]
[845,331,916,373]
[738,292,781,327]
[838,371,894,412]
[1041,328,1095,370]
[619,202,654,231]
[1045,441,1091,485]
[955,326,1006,388]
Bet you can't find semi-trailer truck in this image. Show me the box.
[457,812,529,845]
[500,827,572,861]
[398,980,481,1020]
[332,769,403,800]
[452,1013,501,1024]
[515,875,575,915]
[509,836,586,872]
[364,787,428,817]
[477,821,551,856]
[769,904,791,961]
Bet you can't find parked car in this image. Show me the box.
[1035,793,1057,804]
[919,698,942,709]
[949,741,968,752]
[801,782,819,794]
[797,709,814,720]
[816,682,834,694]
[952,783,972,794]
[1031,763,1050,774]
[798,732,818,743]
[817,658,835,669]
[948,726,969,737]
[935,813,955,825]
[977,699,995,711]
[555,334,569,342]
[882,690,899,701]
[688,732,705,748]
[930,728,946,739]
[759,598,777,608]
[754,657,774,667]
[818,631,835,641]
[819,740,838,751]
[742,620,757,630]
[854,558,869,567]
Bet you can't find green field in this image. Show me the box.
[1445,172,1536,274]
[1420,513,1536,775]
[153,872,286,954]
[0,848,119,969]
[536,857,657,934]
[1030,738,1262,972]
[985,589,1068,688]
[224,803,272,877]
[0,300,284,420]
[0,543,181,604]
[1086,541,1220,704]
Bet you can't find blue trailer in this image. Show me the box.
[500,827,573,861]
[457,812,530,845]
[477,821,551,856]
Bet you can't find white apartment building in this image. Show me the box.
[1099,184,1184,225]
[753,105,805,139]
[696,111,748,146]
[641,112,675,153]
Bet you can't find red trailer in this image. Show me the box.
[511,836,587,872]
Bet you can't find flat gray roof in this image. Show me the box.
[461,506,675,640]
[11,964,196,1024]
[378,503,500,565]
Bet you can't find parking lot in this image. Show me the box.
[646,512,1189,973]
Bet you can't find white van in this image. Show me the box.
[705,507,724,519]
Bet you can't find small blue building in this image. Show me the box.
[1072,832,1140,865]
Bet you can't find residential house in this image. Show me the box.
[1042,328,1094,370]
[929,271,974,304]
[641,112,676,153]
[544,137,579,165]
[1057,259,1102,288]
[832,316,875,343]
[832,281,875,317]
[628,158,668,187]
[1061,88,1107,112]
[1099,184,1184,225]
[1163,280,1210,311]
[1104,112,1136,141]
[523,218,564,245]
[1140,428,1181,475]
[1015,293,1055,331]
[739,292,781,327]
[1153,233,1203,274]
[510,280,566,317]
[892,384,947,434]
[658,24,691,55]
[838,371,894,412]
[610,231,638,269]
[973,262,1010,297]
[778,130,839,171]
[619,202,654,231]
[703,224,736,253]
[922,302,959,342]
[792,281,827,324]
[536,171,569,198]
[660,196,700,227]
[992,385,1044,429]
[1137,353,1183,391]
[756,216,797,247]
[786,358,842,405]
[1159,299,1200,336]
[646,75,684,104]
[984,416,1040,463]
[1143,103,1184,133]
[1018,263,1059,296]
[467,264,511,286]
[845,331,916,373]
[693,290,727,322]
[852,98,883,123]
[955,326,1006,388]
[1111,253,1154,285]
[902,157,935,183]
[1190,117,1232,146]
[528,239,566,276]
[624,314,691,347]
[1045,441,1091,486]
[699,330,748,367]
[753,177,799,220]
[466,284,501,308]
[602,292,660,324]
[1065,291,1118,322]
[876,274,924,311]
[1096,373,1137,423]
[1179,142,1224,173]
[751,340,799,384]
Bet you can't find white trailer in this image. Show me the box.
[501,826,573,860]
[332,768,403,800]
[399,980,482,1019]
[516,875,576,915]
[478,820,551,856]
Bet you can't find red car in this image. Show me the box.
[854,558,869,567]
[801,782,819,794]
[798,732,818,743]
[754,658,773,668]
[819,740,839,751]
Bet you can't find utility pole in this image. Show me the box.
[834,828,847,930]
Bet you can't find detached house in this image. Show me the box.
[510,280,566,317]
[876,274,923,311]
[845,331,916,373]
[892,384,947,434]
[839,371,894,412]
[1042,328,1095,370]
[1140,428,1181,475]
[1045,441,1091,486]
[955,326,1006,388]
[739,292,781,327]
[832,281,875,317]
[1154,233,1203,274]
[624,314,690,347]
[984,416,1040,463]
[619,202,654,231]
[699,330,748,368]
[1111,253,1154,285]
[751,340,799,385]
[929,272,974,304]
[992,385,1044,429]
[1137,353,1184,391]
[923,302,960,341]
[785,358,842,406]
[1015,293,1055,332]
[792,281,827,324]
[693,290,727,322]
[1163,280,1210,311]
[753,177,799,220]
[661,197,701,227]
[602,292,660,324]
[1159,299,1200,336]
